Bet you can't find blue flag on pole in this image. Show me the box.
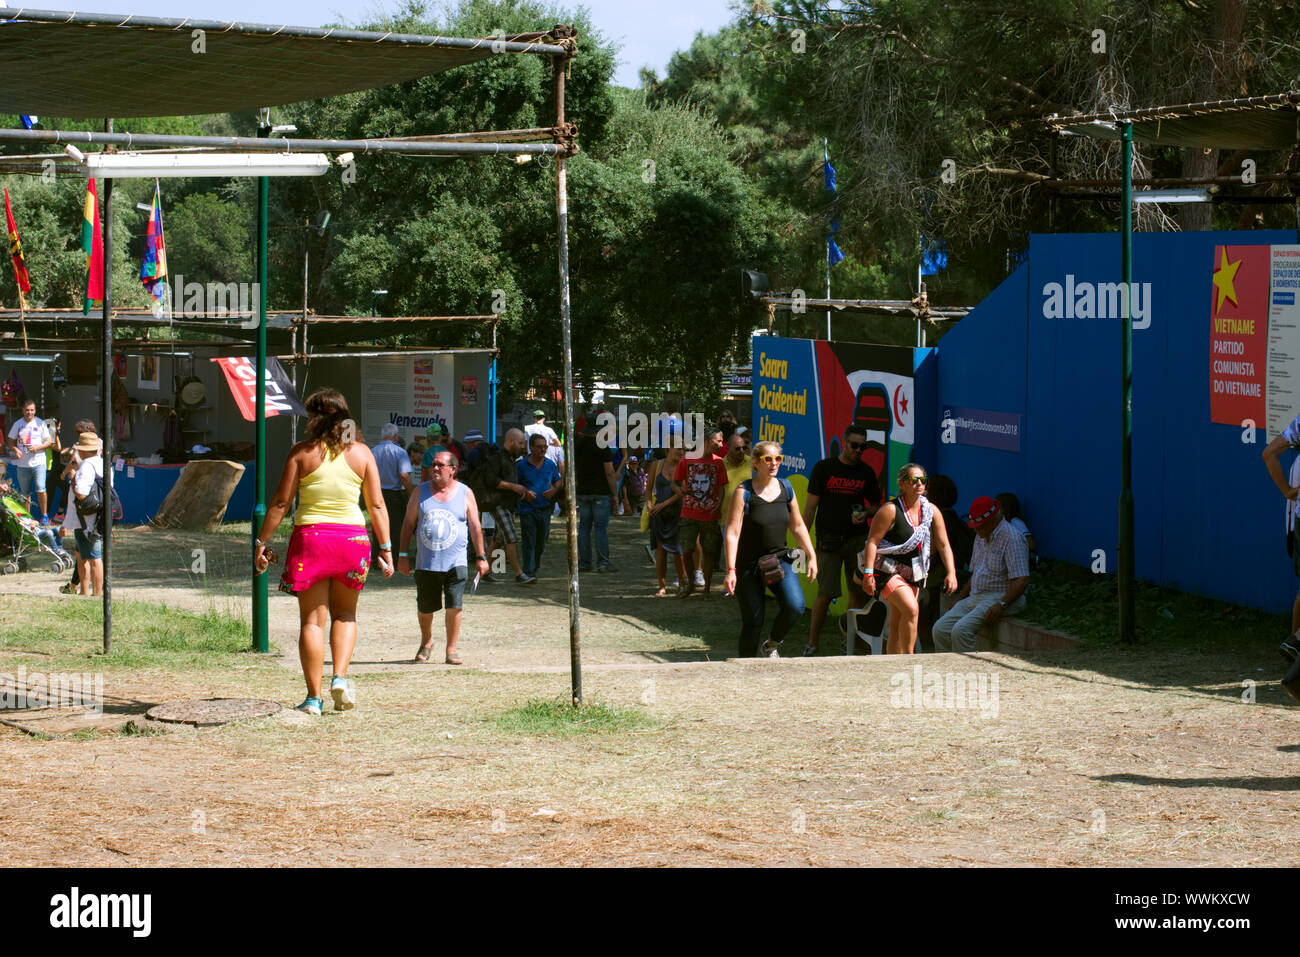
[19,115,36,130]
[921,235,947,275]
[824,145,844,266]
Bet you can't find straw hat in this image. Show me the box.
[73,432,100,454]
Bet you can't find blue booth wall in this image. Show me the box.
[937,229,1299,613]
[113,462,255,525]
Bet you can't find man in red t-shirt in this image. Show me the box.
[672,426,728,597]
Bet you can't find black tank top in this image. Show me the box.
[737,481,791,568]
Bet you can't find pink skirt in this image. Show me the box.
[279,523,372,594]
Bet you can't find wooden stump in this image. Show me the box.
[152,459,245,529]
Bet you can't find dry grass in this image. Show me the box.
[0,518,1297,866]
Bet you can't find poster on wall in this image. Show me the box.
[1266,245,1300,437]
[1209,245,1269,427]
[461,376,478,405]
[362,355,453,443]
[1208,244,1300,437]
[137,354,160,391]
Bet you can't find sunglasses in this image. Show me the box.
[430,463,454,470]
[847,441,865,450]
[757,454,783,464]
[902,475,927,485]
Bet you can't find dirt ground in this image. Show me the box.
[1,517,1298,867]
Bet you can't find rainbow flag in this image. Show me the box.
[4,186,31,298]
[139,180,167,317]
[81,178,103,315]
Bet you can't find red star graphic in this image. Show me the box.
[899,394,908,414]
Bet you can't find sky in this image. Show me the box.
[46,0,738,87]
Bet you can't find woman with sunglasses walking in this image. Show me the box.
[856,463,958,654]
[722,441,818,658]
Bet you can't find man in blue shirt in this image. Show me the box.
[517,432,562,577]
[371,423,413,560]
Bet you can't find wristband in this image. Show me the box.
[862,569,875,576]
[378,542,392,550]
[255,539,268,548]
[728,567,737,573]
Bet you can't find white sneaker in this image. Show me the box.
[693,569,705,588]
[759,640,780,659]
[330,676,355,711]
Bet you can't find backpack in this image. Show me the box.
[466,442,507,510]
[740,477,795,515]
[79,471,124,533]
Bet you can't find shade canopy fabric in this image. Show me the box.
[1046,93,1300,150]
[0,7,569,118]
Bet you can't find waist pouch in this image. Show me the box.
[757,552,785,586]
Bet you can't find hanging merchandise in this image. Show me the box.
[112,372,132,442]
[1,369,23,408]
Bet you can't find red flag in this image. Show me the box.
[212,357,308,422]
[4,187,31,296]
[82,178,103,314]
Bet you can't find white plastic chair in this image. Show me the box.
[845,599,889,656]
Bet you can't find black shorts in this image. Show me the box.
[414,567,468,614]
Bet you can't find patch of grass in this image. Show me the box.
[1018,560,1287,650]
[118,719,168,737]
[491,696,655,736]
[913,808,958,822]
[0,595,258,671]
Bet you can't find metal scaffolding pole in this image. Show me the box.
[100,119,113,654]
[252,117,270,653]
[555,57,582,707]
[1119,122,1136,643]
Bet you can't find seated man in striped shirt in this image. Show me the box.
[932,495,1030,653]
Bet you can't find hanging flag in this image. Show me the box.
[828,218,845,266]
[921,235,948,275]
[81,178,104,315]
[19,115,37,130]
[824,144,844,267]
[4,186,31,296]
[139,180,167,317]
[211,356,308,422]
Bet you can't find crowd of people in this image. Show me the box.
[7,388,1039,716]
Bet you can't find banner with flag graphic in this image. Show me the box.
[139,181,167,317]
[4,186,31,297]
[212,356,308,422]
[81,178,103,315]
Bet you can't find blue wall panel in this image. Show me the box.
[939,228,1299,613]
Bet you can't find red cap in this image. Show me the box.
[967,495,1001,529]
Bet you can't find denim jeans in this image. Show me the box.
[735,559,806,657]
[932,592,1026,652]
[518,508,551,576]
[578,494,612,568]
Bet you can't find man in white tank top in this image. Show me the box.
[398,450,490,665]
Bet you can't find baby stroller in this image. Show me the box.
[0,492,75,575]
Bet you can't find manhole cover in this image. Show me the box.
[146,698,283,727]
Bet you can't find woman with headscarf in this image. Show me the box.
[856,462,958,654]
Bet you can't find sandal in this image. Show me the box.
[414,643,434,663]
[654,586,668,597]
[445,651,463,665]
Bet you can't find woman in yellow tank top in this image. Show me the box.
[253,389,394,716]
